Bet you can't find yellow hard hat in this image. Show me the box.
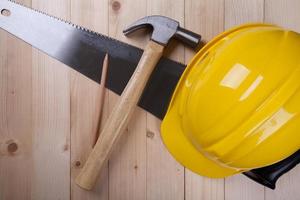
[161,24,300,178]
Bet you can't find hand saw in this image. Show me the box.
[0,0,299,189]
[0,0,184,120]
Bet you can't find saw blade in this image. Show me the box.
[0,0,185,119]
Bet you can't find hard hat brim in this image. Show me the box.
[161,101,240,178]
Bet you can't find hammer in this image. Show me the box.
[75,15,201,190]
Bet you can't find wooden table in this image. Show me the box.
[0,0,300,199]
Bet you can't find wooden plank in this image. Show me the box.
[108,0,147,199]
[30,0,71,199]
[146,117,185,200]
[185,0,225,60]
[0,0,32,199]
[264,0,300,199]
[184,0,225,200]
[265,0,300,31]
[2,0,300,199]
[265,166,300,200]
[224,0,265,200]
[225,175,264,200]
[70,0,109,199]
[145,0,185,200]
[225,0,264,27]
[185,173,225,200]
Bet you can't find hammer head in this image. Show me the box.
[123,15,201,48]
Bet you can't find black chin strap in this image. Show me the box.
[243,149,300,189]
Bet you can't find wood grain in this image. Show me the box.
[184,1,225,200]
[146,1,185,200]
[225,0,264,28]
[0,0,300,199]
[224,1,265,200]
[108,0,147,199]
[30,1,71,199]
[70,0,109,198]
[0,1,32,200]
[76,41,164,190]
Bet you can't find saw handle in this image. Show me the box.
[75,41,164,190]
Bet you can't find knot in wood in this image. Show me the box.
[146,131,155,139]
[6,139,18,154]
[111,1,121,11]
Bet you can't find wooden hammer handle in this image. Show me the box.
[75,41,164,190]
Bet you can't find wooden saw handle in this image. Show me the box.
[75,41,164,190]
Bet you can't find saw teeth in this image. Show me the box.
[5,0,185,66]
[6,0,139,51]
